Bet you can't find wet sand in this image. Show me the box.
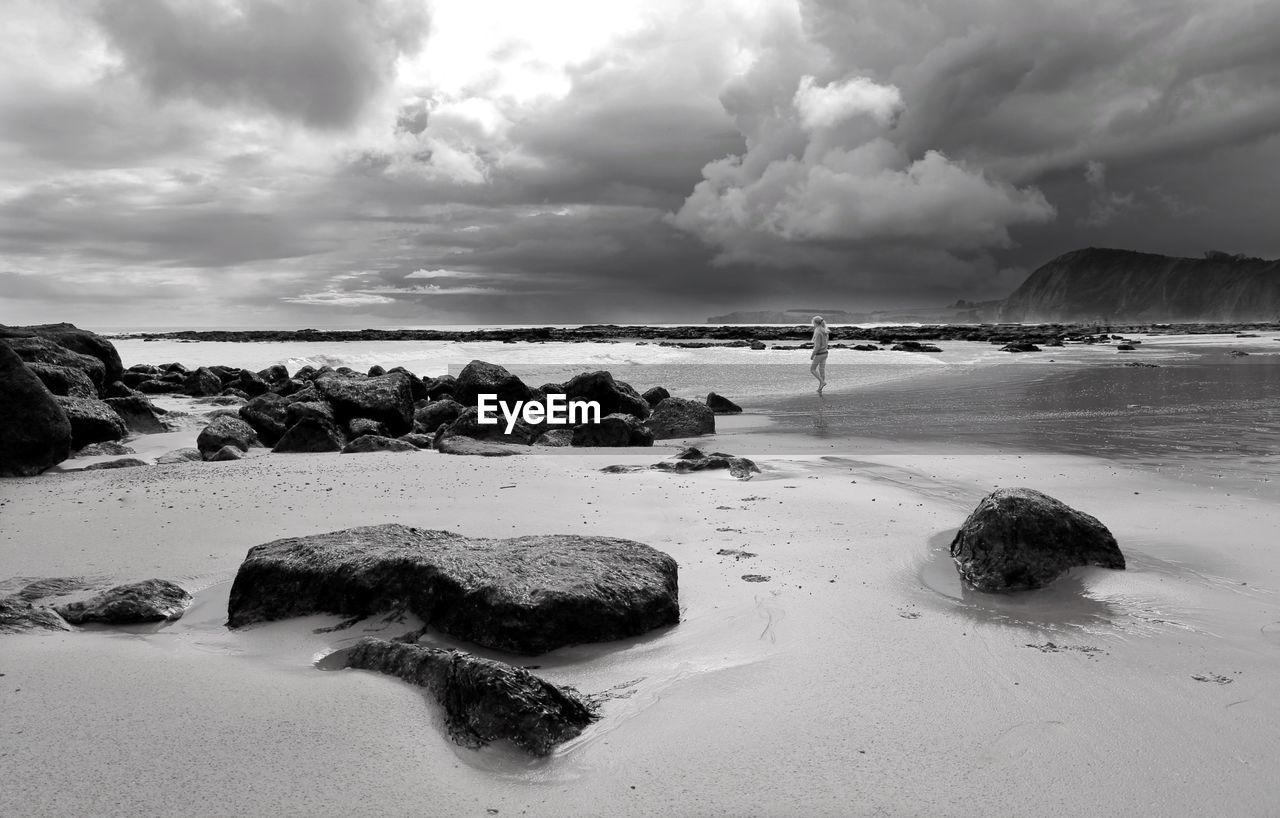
[3,424,1280,815]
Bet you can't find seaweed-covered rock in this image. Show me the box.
[705,392,742,414]
[950,488,1125,592]
[571,413,654,447]
[562,370,649,419]
[0,344,72,476]
[341,435,417,454]
[315,371,414,435]
[452,360,533,408]
[238,393,292,445]
[647,397,715,439]
[344,638,597,756]
[272,417,344,453]
[227,524,680,654]
[196,415,258,459]
[54,579,191,624]
[55,396,128,449]
[104,396,171,434]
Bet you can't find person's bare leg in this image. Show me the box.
[818,358,827,393]
[810,358,823,392]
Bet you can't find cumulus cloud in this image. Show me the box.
[794,75,903,130]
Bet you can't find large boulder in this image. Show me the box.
[452,360,532,408]
[227,524,680,654]
[183,367,223,397]
[0,322,122,385]
[54,579,191,625]
[257,364,289,386]
[55,396,128,449]
[236,369,271,397]
[344,638,597,756]
[272,417,344,453]
[641,386,670,406]
[104,396,171,434]
[25,362,97,398]
[0,344,72,476]
[238,393,292,446]
[315,372,414,435]
[647,397,716,439]
[341,435,417,454]
[284,400,334,426]
[705,392,742,414]
[950,488,1125,592]
[196,415,258,459]
[562,371,649,419]
[413,398,465,434]
[424,374,457,400]
[571,413,654,447]
[1,336,106,391]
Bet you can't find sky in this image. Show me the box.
[2,0,1279,328]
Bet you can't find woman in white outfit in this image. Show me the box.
[809,315,829,394]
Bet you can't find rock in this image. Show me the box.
[571,413,654,447]
[647,397,716,439]
[434,435,525,457]
[949,488,1125,592]
[234,369,270,397]
[272,417,345,453]
[853,344,880,351]
[341,435,418,454]
[1124,362,1159,368]
[54,579,191,624]
[440,406,534,444]
[135,378,185,394]
[1229,349,1249,357]
[257,364,289,386]
[0,596,70,633]
[285,400,334,426]
[104,396,171,434]
[651,447,759,479]
[347,417,388,438]
[562,371,649,419]
[413,398,465,433]
[82,457,149,471]
[641,386,670,405]
[343,638,597,756]
[533,429,575,447]
[1000,341,1042,353]
[101,380,140,399]
[183,367,223,397]
[25,362,97,398]
[156,448,203,464]
[0,322,122,385]
[74,441,135,457]
[238,393,292,445]
[55,396,128,449]
[424,374,457,400]
[397,433,435,449]
[0,345,72,476]
[705,392,742,414]
[208,445,244,462]
[452,360,533,408]
[272,378,308,397]
[891,341,943,352]
[1116,344,1136,352]
[315,371,414,435]
[1,336,106,391]
[367,365,386,377]
[227,524,680,654]
[196,415,258,459]
[750,340,767,350]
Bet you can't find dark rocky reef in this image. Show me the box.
[227,524,680,654]
[343,637,597,756]
[950,488,1125,592]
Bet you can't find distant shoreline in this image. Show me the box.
[108,321,1280,345]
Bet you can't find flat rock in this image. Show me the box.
[74,441,136,457]
[156,448,203,464]
[0,596,71,633]
[54,579,191,624]
[647,397,715,439]
[227,523,680,654]
[83,457,149,470]
[950,488,1125,592]
[655,447,760,479]
[397,432,435,449]
[434,435,525,457]
[343,637,597,756]
[341,434,418,453]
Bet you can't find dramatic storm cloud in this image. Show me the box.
[2,0,1279,327]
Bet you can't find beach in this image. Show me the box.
[3,333,1280,816]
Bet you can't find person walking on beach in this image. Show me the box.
[810,315,829,394]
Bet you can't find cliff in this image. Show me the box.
[998,248,1280,323]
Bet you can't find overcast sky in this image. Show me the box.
[3,0,1279,328]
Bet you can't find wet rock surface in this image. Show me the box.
[227,524,680,654]
[950,488,1125,592]
[343,637,597,756]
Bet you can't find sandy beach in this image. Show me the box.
[4,384,1279,816]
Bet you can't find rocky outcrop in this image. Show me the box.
[55,396,128,449]
[0,344,73,476]
[196,416,258,459]
[54,579,191,624]
[315,372,414,435]
[104,396,171,434]
[571,413,654,447]
[227,524,680,654]
[451,360,533,408]
[2,336,107,391]
[647,397,715,439]
[0,322,122,385]
[950,488,1125,592]
[562,371,649,419]
[705,392,743,414]
[1000,341,1042,353]
[340,435,418,454]
[343,638,597,756]
[272,417,345,453]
